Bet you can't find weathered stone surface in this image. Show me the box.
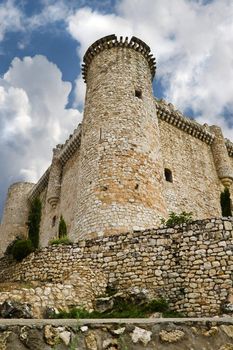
[131,326,152,345]
[44,325,59,346]
[159,329,185,343]
[220,325,233,338]
[59,331,71,346]
[219,344,233,350]
[85,331,98,350]
[0,301,32,319]
[102,338,118,349]
[95,297,114,313]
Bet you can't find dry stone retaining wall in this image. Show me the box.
[0,218,233,317]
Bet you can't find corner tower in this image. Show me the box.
[74,35,167,239]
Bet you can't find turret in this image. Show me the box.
[210,125,233,188]
[47,148,62,209]
[73,35,167,240]
[0,182,34,256]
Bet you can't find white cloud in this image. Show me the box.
[0,0,23,41]
[0,55,81,184]
[66,0,233,139]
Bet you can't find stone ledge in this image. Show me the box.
[0,317,233,326]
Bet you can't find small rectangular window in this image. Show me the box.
[165,168,173,183]
[135,89,142,99]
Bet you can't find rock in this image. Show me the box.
[59,330,71,346]
[95,296,114,313]
[222,303,233,314]
[113,327,125,335]
[149,312,162,318]
[44,325,59,346]
[220,325,233,338]
[203,326,218,336]
[43,306,59,319]
[85,331,98,350]
[159,329,185,343]
[219,344,233,350]
[80,325,89,332]
[128,287,149,304]
[4,332,27,350]
[20,328,48,350]
[103,338,118,349]
[131,326,152,346]
[0,301,33,319]
[0,331,11,350]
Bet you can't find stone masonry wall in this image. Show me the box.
[39,148,81,247]
[159,119,223,218]
[74,42,167,240]
[0,182,34,256]
[1,218,233,317]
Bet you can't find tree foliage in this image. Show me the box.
[220,187,232,217]
[28,198,42,249]
[58,215,67,238]
[12,239,33,261]
[161,211,193,228]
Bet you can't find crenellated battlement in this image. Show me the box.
[155,98,215,145]
[82,34,156,82]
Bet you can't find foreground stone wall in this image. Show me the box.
[1,319,233,350]
[1,218,232,317]
[0,266,106,318]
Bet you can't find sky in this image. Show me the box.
[0,0,233,218]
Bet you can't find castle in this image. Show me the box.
[0,34,233,256]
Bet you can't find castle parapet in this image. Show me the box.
[82,34,156,82]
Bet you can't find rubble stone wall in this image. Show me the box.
[1,218,232,317]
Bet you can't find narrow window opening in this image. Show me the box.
[99,127,102,141]
[52,215,57,227]
[165,168,173,183]
[135,89,142,99]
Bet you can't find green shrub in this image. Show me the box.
[220,187,232,217]
[4,236,22,256]
[58,215,67,238]
[50,236,72,245]
[11,239,33,261]
[161,211,193,227]
[145,298,169,313]
[53,298,183,319]
[28,198,42,249]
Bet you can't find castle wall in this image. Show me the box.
[158,119,223,218]
[39,149,81,246]
[0,182,34,256]
[59,148,81,239]
[1,218,232,317]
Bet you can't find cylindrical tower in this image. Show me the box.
[73,35,167,240]
[210,125,233,188]
[0,182,34,256]
[47,148,62,209]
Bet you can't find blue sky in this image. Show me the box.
[0,0,233,217]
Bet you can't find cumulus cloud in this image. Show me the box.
[66,0,233,139]
[0,55,81,214]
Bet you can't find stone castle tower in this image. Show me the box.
[0,34,233,255]
[75,35,167,239]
